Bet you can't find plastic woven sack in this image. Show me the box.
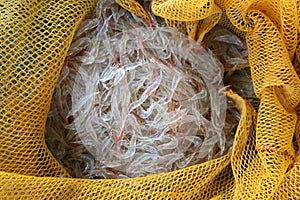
[0,0,300,199]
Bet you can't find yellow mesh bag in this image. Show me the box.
[1,0,300,199]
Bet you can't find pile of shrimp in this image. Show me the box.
[45,0,241,178]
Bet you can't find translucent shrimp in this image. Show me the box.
[45,0,241,179]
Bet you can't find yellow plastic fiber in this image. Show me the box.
[1,0,300,199]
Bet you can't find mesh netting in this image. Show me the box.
[1,0,300,199]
